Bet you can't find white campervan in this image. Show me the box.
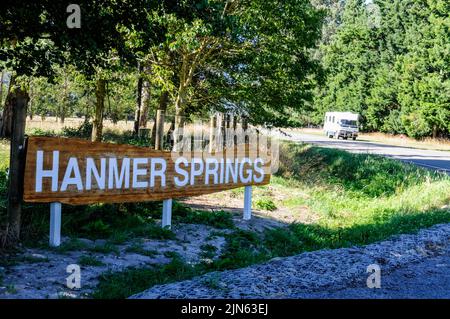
[323,112,359,140]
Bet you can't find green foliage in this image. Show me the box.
[52,238,90,253]
[255,198,277,211]
[179,210,234,229]
[263,227,303,257]
[208,229,266,270]
[171,201,234,229]
[78,256,105,267]
[91,141,450,298]
[88,243,120,255]
[93,256,197,299]
[277,142,439,198]
[315,0,450,138]
[61,121,93,139]
[200,244,218,259]
[82,220,111,238]
[125,244,157,257]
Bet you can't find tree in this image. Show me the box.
[315,0,379,126]
[315,0,450,138]
[0,0,158,244]
[221,0,325,126]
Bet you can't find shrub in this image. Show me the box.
[255,197,277,211]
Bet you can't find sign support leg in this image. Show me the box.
[49,202,62,247]
[162,199,173,229]
[243,186,252,220]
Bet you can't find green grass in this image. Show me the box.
[90,141,450,298]
[261,142,450,255]
[51,238,90,253]
[255,197,277,211]
[201,274,223,290]
[125,244,157,257]
[93,256,197,299]
[171,202,235,229]
[78,255,105,267]
[200,244,218,259]
[88,243,120,255]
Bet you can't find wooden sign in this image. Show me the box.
[23,136,271,205]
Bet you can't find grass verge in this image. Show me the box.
[93,141,450,298]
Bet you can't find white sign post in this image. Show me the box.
[49,202,62,247]
[243,185,252,220]
[162,198,173,229]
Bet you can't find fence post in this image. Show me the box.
[5,88,27,245]
[49,202,62,247]
[162,199,173,229]
[209,114,217,154]
[155,109,165,151]
[243,185,252,220]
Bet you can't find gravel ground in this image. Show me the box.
[0,212,283,299]
[0,223,229,299]
[131,223,450,299]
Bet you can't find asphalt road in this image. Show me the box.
[312,246,450,299]
[284,131,450,174]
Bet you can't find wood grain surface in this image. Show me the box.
[23,136,271,205]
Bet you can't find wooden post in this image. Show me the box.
[49,202,62,247]
[0,71,4,108]
[5,88,28,244]
[91,78,106,142]
[209,114,216,154]
[221,113,226,149]
[243,186,252,220]
[173,114,185,152]
[155,109,165,151]
[134,62,143,136]
[162,199,173,229]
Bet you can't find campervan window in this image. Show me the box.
[340,119,357,126]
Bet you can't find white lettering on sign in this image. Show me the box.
[36,150,59,192]
[34,151,266,192]
[86,158,106,190]
[150,158,166,187]
[132,158,149,189]
[60,157,83,191]
[174,157,189,187]
[108,158,130,189]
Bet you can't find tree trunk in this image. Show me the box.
[0,71,4,108]
[134,63,143,136]
[154,91,168,150]
[28,80,33,120]
[151,114,157,145]
[242,116,249,156]
[173,110,185,152]
[60,68,68,124]
[154,110,165,151]
[139,80,150,128]
[432,125,438,139]
[0,76,15,138]
[2,87,28,248]
[91,78,106,142]
[208,114,217,153]
[232,115,237,147]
